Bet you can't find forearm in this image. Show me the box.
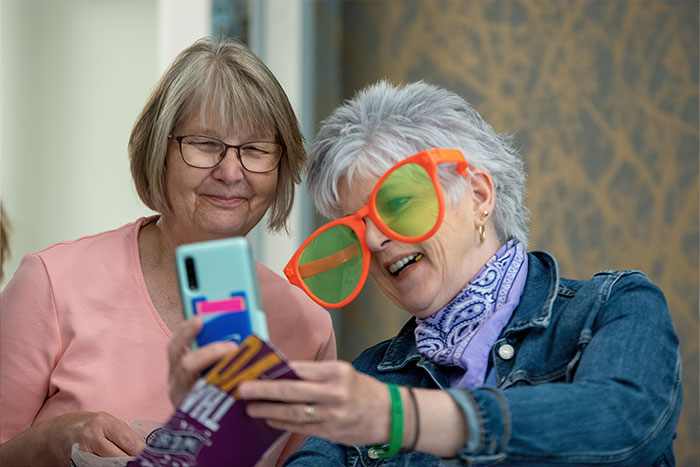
[400,387,467,458]
[0,421,66,467]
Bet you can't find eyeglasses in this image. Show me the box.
[284,148,470,308]
[169,135,283,173]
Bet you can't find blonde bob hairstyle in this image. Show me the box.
[129,36,305,232]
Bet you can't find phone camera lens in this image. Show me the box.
[185,257,198,290]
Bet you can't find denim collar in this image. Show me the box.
[376,250,560,373]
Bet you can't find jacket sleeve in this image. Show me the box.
[283,435,349,467]
[448,271,682,466]
[0,254,63,442]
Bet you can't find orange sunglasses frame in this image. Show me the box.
[284,148,470,309]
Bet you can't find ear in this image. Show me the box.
[468,168,495,226]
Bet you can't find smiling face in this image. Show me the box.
[337,170,498,318]
[162,113,279,243]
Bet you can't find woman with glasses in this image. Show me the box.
[0,37,335,465]
[171,80,682,466]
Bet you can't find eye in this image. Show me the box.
[384,196,412,213]
[195,141,218,149]
[182,136,223,152]
[241,144,270,155]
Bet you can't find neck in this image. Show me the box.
[138,216,182,273]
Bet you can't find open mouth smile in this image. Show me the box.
[388,253,423,277]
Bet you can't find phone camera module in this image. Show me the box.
[185,257,198,290]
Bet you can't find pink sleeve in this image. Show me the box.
[0,253,62,442]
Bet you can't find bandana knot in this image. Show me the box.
[414,239,527,388]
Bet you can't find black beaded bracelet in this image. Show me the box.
[405,386,420,451]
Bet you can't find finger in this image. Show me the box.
[238,361,356,402]
[169,340,238,407]
[289,360,351,381]
[102,420,146,456]
[246,401,325,425]
[237,378,332,403]
[88,439,133,458]
[80,418,144,458]
[265,418,322,436]
[167,316,202,366]
[180,340,239,377]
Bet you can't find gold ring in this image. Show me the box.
[303,405,316,423]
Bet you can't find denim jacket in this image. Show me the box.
[285,251,682,467]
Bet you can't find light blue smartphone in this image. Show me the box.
[175,237,269,349]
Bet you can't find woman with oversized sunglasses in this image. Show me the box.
[170,81,681,466]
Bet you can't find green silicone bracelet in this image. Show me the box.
[368,383,403,459]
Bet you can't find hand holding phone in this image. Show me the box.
[175,237,269,348]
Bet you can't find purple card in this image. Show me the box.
[128,335,298,467]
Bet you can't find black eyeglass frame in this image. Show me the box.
[168,134,284,173]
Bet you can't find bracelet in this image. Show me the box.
[368,383,403,459]
[405,386,420,451]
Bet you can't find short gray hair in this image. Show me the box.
[129,37,305,232]
[307,80,529,246]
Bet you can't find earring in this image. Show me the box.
[478,224,486,243]
[482,209,489,217]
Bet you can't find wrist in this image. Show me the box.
[401,386,420,451]
[369,383,403,459]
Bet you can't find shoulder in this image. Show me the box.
[33,217,147,266]
[1,252,52,303]
[559,269,665,304]
[556,269,671,331]
[527,250,667,314]
[6,218,150,298]
[256,262,336,361]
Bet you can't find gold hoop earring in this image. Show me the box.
[478,224,486,243]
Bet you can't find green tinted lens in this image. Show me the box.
[375,163,439,238]
[298,225,363,305]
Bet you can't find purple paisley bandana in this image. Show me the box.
[414,239,527,388]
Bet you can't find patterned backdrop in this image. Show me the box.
[314,1,699,466]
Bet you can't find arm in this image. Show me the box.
[237,360,468,458]
[169,330,468,464]
[0,254,145,465]
[452,272,682,466]
[236,273,681,466]
[0,412,145,466]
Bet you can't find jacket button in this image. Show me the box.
[498,344,515,360]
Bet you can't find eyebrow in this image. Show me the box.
[184,127,273,142]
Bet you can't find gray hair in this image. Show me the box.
[307,80,529,246]
[129,36,305,232]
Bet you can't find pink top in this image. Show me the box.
[0,217,336,459]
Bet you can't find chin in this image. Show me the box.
[386,289,437,318]
[195,222,248,239]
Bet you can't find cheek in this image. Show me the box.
[267,175,279,197]
[368,261,382,282]
[257,173,279,201]
[166,154,199,191]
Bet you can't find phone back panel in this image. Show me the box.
[175,237,269,348]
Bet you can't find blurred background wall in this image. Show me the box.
[1,1,697,466]
[1,0,160,283]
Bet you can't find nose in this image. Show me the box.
[212,148,245,183]
[364,217,391,252]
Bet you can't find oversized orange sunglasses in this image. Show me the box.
[284,148,470,308]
